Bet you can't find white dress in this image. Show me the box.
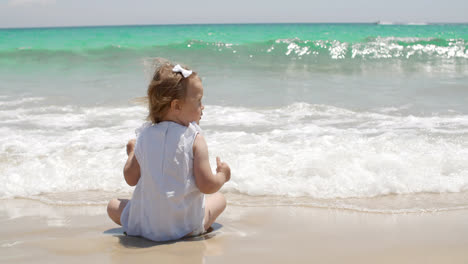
[120,121,205,242]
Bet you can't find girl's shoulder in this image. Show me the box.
[189,122,203,134]
[135,121,202,140]
[135,121,153,137]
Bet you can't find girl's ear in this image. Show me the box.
[170,99,182,111]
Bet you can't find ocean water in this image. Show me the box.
[1,23,468,213]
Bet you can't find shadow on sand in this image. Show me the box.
[103,223,223,248]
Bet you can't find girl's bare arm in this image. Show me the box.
[123,139,141,186]
[193,134,230,194]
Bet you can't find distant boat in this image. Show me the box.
[375,21,394,25]
[406,22,429,25]
[375,21,428,25]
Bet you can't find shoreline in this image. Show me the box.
[1,198,468,263]
[10,190,468,214]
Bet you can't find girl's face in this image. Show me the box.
[179,76,204,126]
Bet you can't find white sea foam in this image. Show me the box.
[0,96,45,107]
[274,37,468,60]
[329,40,348,59]
[0,101,146,200]
[1,97,468,211]
[203,104,468,200]
[351,37,468,59]
[276,38,312,57]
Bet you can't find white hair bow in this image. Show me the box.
[172,64,193,78]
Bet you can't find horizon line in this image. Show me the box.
[1,21,468,30]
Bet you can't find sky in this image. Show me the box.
[0,0,467,28]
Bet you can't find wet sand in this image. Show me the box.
[1,198,468,264]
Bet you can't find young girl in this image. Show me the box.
[107,62,231,242]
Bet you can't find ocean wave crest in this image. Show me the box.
[1,37,467,62]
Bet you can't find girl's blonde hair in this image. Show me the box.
[144,62,197,123]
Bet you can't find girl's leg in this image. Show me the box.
[107,198,129,226]
[203,192,227,231]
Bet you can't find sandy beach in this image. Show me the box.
[1,197,468,264]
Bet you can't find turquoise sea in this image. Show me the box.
[1,23,468,212]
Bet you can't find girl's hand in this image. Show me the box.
[126,139,136,156]
[216,157,231,183]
